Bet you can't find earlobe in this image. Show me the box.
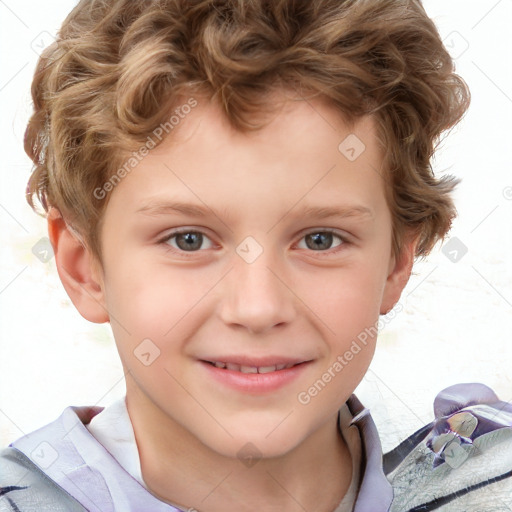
[47,208,109,324]
[380,235,418,315]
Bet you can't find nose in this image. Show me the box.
[217,253,297,335]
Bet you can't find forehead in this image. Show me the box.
[105,94,389,227]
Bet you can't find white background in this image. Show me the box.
[0,0,511,452]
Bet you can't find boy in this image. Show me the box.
[2,0,512,510]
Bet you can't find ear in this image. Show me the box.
[47,208,109,323]
[380,233,418,315]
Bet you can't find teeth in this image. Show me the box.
[240,365,258,374]
[258,366,277,374]
[209,362,297,373]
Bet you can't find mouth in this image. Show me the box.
[201,360,300,374]
[198,357,312,393]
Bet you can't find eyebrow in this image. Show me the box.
[136,201,216,218]
[298,205,373,220]
[135,201,374,222]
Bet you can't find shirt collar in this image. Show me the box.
[346,394,394,512]
[12,395,394,511]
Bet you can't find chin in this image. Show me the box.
[196,416,308,461]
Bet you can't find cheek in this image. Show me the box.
[104,273,174,336]
[103,258,219,345]
[299,262,386,335]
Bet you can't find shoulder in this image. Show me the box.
[384,383,512,511]
[1,405,105,512]
[0,447,87,511]
[5,404,174,512]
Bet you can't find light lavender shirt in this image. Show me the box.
[11,395,393,511]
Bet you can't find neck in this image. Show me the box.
[126,385,353,512]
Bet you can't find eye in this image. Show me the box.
[297,230,345,251]
[162,230,214,252]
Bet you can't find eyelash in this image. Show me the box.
[158,228,349,257]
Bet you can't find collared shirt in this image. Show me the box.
[85,395,381,511]
[4,383,512,511]
[8,395,394,511]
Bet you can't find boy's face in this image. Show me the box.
[72,94,411,458]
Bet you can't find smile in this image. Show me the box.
[204,361,298,373]
[199,358,312,393]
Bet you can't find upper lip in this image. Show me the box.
[199,355,311,367]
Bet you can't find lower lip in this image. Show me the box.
[199,361,310,394]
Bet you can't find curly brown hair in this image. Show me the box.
[25,0,470,261]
